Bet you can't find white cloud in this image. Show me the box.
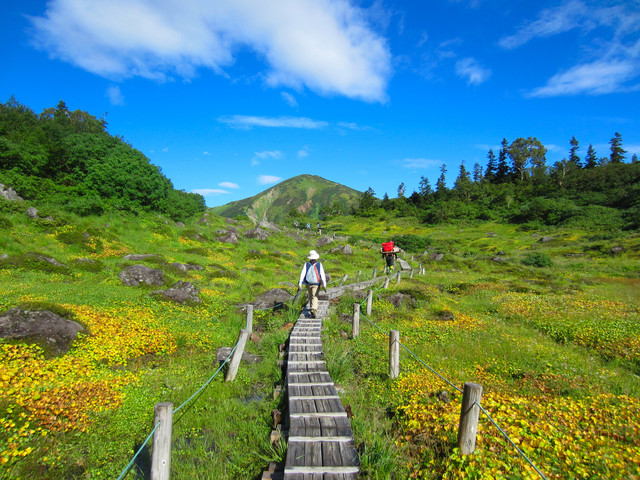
[219,182,239,189]
[528,59,639,97]
[500,1,640,97]
[161,146,169,152]
[219,115,328,129]
[455,58,491,85]
[251,150,282,165]
[192,188,230,196]
[281,92,298,108]
[106,84,124,105]
[257,174,282,185]
[203,151,210,155]
[499,0,589,50]
[297,147,309,158]
[29,0,391,102]
[337,121,370,131]
[401,158,441,169]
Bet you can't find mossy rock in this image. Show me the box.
[0,252,70,274]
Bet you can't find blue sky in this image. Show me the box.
[2,0,639,207]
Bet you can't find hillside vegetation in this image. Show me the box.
[0,98,205,221]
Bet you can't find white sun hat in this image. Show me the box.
[307,250,320,260]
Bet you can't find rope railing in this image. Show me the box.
[353,284,548,480]
[115,335,240,480]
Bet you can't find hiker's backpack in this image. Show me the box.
[382,241,394,252]
[304,262,321,285]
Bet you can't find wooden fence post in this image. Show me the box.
[418,263,422,275]
[151,402,173,480]
[339,274,348,286]
[225,329,250,382]
[389,330,400,379]
[245,304,253,332]
[352,303,360,338]
[366,289,373,316]
[457,382,483,455]
[396,273,402,284]
[357,270,362,282]
[383,277,390,289]
[372,267,377,279]
[410,269,414,279]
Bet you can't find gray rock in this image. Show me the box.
[436,390,451,403]
[490,256,507,263]
[151,281,201,304]
[486,232,497,237]
[539,236,553,243]
[30,253,66,268]
[216,346,262,364]
[610,246,624,254]
[430,253,444,261]
[119,265,165,287]
[437,310,455,322]
[123,254,162,261]
[251,288,293,309]
[218,233,239,244]
[386,293,415,308]
[185,264,204,271]
[176,221,185,228]
[198,216,211,226]
[170,262,188,272]
[0,307,83,354]
[225,218,239,224]
[244,228,269,240]
[258,220,281,231]
[0,254,8,260]
[26,207,38,219]
[316,236,334,247]
[398,258,411,271]
[0,184,23,201]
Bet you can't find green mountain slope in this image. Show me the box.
[210,174,362,223]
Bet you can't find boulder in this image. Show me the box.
[170,262,188,273]
[316,236,334,247]
[185,264,204,271]
[244,228,269,240]
[30,253,67,268]
[0,184,23,201]
[610,246,624,254]
[386,293,415,308]
[218,233,238,244]
[436,390,451,403]
[151,281,202,304]
[251,288,293,309]
[490,256,507,263]
[538,236,553,243]
[258,220,281,232]
[119,265,164,287]
[0,307,83,355]
[216,346,262,364]
[430,253,444,262]
[176,221,185,228]
[123,254,162,261]
[26,207,38,219]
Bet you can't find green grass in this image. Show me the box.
[1,206,639,479]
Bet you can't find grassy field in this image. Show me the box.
[1,206,639,479]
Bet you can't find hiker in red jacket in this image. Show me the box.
[298,250,327,318]
[381,241,398,274]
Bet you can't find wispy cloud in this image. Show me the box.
[218,115,328,129]
[251,150,282,165]
[297,147,309,158]
[527,59,639,97]
[257,175,282,185]
[500,1,640,97]
[29,0,391,102]
[401,158,441,169]
[281,92,298,108]
[455,58,491,85]
[192,188,230,196]
[219,182,239,189]
[106,85,124,105]
[337,121,370,131]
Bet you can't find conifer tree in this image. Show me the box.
[495,138,510,182]
[609,132,626,163]
[569,136,582,168]
[454,161,472,200]
[419,175,433,196]
[585,144,598,169]
[436,163,448,197]
[484,149,497,182]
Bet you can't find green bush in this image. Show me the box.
[521,252,553,268]
[390,234,432,253]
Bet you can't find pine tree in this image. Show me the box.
[484,149,497,182]
[473,162,483,183]
[436,163,448,196]
[632,154,639,164]
[454,161,472,200]
[419,175,433,196]
[569,136,582,168]
[609,132,626,163]
[585,144,598,169]
[496,138,510,182]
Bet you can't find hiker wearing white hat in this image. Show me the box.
[298,250,327,318]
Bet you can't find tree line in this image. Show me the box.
[0,97,205,220]
[356,134,640,230]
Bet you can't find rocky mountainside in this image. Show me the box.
[210,174,361,223]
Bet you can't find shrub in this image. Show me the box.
[521,252,553,268]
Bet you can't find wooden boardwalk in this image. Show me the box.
[283,292,359,480]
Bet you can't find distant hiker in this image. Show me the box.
[381,241,398,274]
[298,250,327,318]
[306,222,311,231]
[317,223,322,235]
